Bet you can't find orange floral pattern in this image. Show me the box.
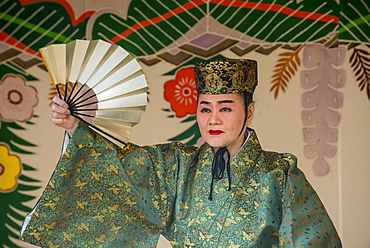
[164,67,197,117]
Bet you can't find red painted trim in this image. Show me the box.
[0,31,41,57]
[211,0,339,23]
[19,0,95,26]
[111,0,338,43]
[111,0,206,42]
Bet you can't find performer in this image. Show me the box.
[20,59,342,247]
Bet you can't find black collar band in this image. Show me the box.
[208,147,231,201]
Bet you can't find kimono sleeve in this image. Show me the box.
[278,155,342,247]
[19,122,190,248]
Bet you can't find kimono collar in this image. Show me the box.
[208,128,255,201]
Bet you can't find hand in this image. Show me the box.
[49,96,79,136]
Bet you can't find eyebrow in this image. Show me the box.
[199,100,235,105]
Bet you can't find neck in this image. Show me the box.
[212,129,249,160]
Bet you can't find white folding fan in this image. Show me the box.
[40,39,148,147]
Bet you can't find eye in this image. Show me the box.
[220,107,232,112]
[200,108,211,113]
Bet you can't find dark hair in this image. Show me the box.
[237,91,253,136]
[237,91,253,115]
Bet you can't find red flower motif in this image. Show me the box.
[164,67,198,117]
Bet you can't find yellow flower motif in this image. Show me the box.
[0,144,21,191]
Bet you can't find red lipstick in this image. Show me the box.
[209,130,224,135]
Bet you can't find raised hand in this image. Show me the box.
[49,96,79,136]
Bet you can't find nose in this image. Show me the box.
[209,110,221,125]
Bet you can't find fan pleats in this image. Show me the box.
[40,39,148,147]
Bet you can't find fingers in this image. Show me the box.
[49,96,79,135]
[49,110,69,126]
[49,111,68,124]
[52,96,69,109]
[51,98,69,116]
[49,96,71,125]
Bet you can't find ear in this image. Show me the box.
[246,103,255,126]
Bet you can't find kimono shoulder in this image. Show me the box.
[70,122,199,165]
[256,149,297,175]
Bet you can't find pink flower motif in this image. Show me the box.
[0,75,38,122]
[164,67,198,118]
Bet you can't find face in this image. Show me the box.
[196,93,254,156]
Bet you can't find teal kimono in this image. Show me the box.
[20,123,341,247]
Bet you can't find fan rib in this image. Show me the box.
[68,87,94,109]
[63,83,68,102]
[74,101,99,110]
[71,94,98,110]
[66,82,78,104]
[72,113,127,147]
[55,84,62,99]
[74,112,97,118]
[67,83,86,106]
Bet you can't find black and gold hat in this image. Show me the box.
[194,59,257,95]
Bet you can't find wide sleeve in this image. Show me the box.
[279,155,342,247]
[19,122,193,248]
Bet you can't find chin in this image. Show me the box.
[204,138,226,148]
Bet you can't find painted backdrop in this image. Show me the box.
[0,0,369,247]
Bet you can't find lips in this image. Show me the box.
[209,130,224,135]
